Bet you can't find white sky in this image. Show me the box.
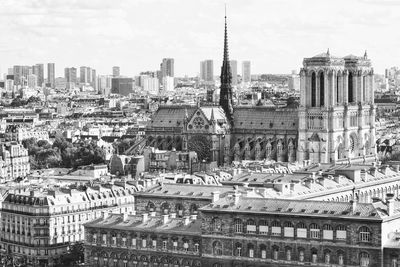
[0,0,399,77]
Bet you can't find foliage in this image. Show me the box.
[10,96,41,107]
[22,136,105,170]
[113,138,136,154]
[56,242,84,267]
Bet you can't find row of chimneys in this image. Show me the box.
[101,210,198,225]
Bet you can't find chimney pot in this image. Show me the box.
[170,213,176,219]
[142,213,148,223]
[212,191,220,203]
[190,214,198,220]
[162,214,169,225]
[184,216,190,226]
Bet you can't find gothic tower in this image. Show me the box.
[297,50,376,163]
[219,12,234,126]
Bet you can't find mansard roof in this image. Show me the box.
[200,197,393,220]
[233,107,298,131]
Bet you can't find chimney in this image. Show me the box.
[370,167,376,177]
[311,172,316,179]
[234,191,241,206]
[122,213,128,221]
[162,214,169,225]
[142,213,148,223]
[170,213,176,219]
[131,210,137,215]
[150,211,156,217]
[102,211,109,218]
[386,193,395,216]
[304,179,313,189]
[184,216,190,226]
[318,170,323,176]
[381,165,389,175]
[211,191,220,203]
[190,214,198,220]
[395,165,400,173]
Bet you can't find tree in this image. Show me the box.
[56,242,84,267]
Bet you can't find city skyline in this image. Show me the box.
[0,0,398,77]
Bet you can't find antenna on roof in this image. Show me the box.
[364,50,368,59]
[327,48,330,57]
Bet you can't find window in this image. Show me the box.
[360,252,370,267]
[299,249,305,262]
[183,242,189,252]
[248,244,254,258]
[102,234,107,245]
[122,237,126,247]
[152,240,157,248]
[284,222,294,237]
[311,250,318,263]
[311,72,316,107]
[272,246,279,260]
[319,72,325,106]
[391,258,398,267]
[235,243,242,257]
[142,239,146,248]
[310,224,320,239]
[213,241,222,256]
[173,241,178,251]
[162,240,167,250]
[348,72,353,103]
[259,220,268,235]
[324,250,331,264]
[336,225,347,240]
[260,245,267,259]
[234,219,243,233]
[131,238,136,247]
[286,248,292,261]
[323,225,333,240]
[338,251,344,265]
[211,218,221,232]
[271,221,281,236]
[297,223,307,238]
[359,226,371,242]
[246,220,256,234]
[194,243,199,253]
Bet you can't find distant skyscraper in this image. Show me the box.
[162,76,175,92]
[229,60,238,85]
[47,63,55,88]
[113,66,120,77]
[143,77,160,94]
[27,74,37,88]
[200,60,214,82]
[242,61,251,83]
[64,67,77,89]
[91,69,97,90]
[13,65,29,86]
[98,75,112,95]
[33,64,44,87]
[160,58,174,79]
[80,66,88,83]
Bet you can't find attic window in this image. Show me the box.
[281,122,284,125]
[313,210,319,213]
[342,211,349,215]
[247,206,252,210]
[330,211,335,214]
[222,205,229,208]
[293,123,296,126]
[270,123,273,128]
[276,208,282,212]
[301,209,306,212]
[287,208,293,212]
[370,212,376,216]
[260,122,263,125]
[355,212,361,216]
[323,210,329,214]
[169,121,171,123]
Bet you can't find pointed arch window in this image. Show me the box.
[311,72,316,107]
[348,72,354,103]
[319,72,325,106]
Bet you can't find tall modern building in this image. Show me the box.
[47,63,55,88]
[242,61,251,83]
[200,60,214,82]
[64,67,77,89]
[160,58,174,79]
[91,69,97,90]
[27,74,37,88]
[32,64,44,87]
[13,66,29,86]
[112,66,120,77]
[80,66,88,83]
[98,75,112,95]
[230,60,238,85]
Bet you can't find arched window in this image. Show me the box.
[248,244,254,258]
[246,219,256,234]
[336,225,347,240]
[391,257,398,267]
[211,218,221,232]
[311,72,316,107]
[323,225,333,240]
[359,226,371,242]
[348,72,353,103]
[212,241,222,255]
[337,250,345,265]
[362,75,366,102]
[310,224,320,239]
[272,246,279,260]
[336,74,340,104]
[234,219,243,233]
[311,249,318,263]
[175,203,184,217]
[286,247,292,261]
[235,243,242,257]
[271,221,281,236]
[260,244,267,259]
[324,250,331,264]
[284,222,294,237]
[319,72,324,106]
[297,222,307,238]
[259,220,268,235]
[298,249,305,262]
[360,252,370,267]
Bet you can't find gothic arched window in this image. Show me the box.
[319,72,325,107]
[311,72,316,107]
[348,72,354,103]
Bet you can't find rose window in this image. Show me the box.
[193,117,205,129]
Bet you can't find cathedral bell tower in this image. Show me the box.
[297,50,376,164]
[219,11,234,126]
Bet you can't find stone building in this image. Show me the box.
[0,142,30,180]
[144,15,376,165]
[0,184,136,266]
[5,125,49,143]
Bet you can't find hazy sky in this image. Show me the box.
[0,0,399,77]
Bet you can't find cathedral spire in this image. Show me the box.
[219,6,234,126]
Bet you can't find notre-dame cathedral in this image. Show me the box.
[145,15,377,166]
